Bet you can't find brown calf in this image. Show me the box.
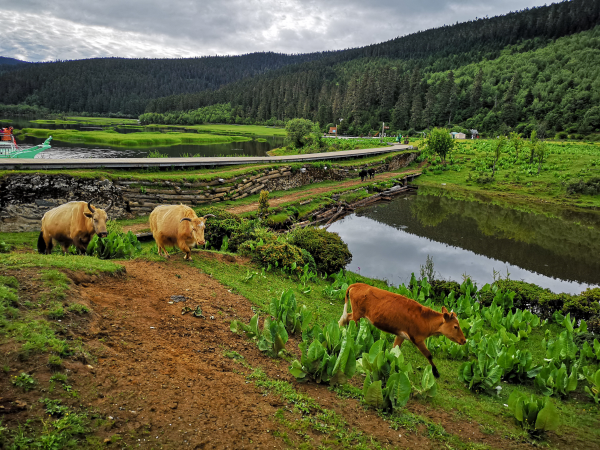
[38,201,112,254]
[338,283,466,378]
[149,204,214,261]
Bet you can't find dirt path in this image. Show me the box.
[64,257,435,449]
[225,168,423,215]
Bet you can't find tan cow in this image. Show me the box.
[338,283,466,378]
[149,204,215,260]
[38,201,112,254]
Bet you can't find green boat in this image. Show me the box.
[0,133,52,158]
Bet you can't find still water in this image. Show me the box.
[0,118,282,158]
[328,192,600,294]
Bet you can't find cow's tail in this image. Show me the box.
[338,285,352,327]
[37,232,46,254]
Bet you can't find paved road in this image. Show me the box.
[0,144,413,170]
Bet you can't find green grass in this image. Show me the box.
[19,128,252,148]
[151,123,287,136]
[417,139,600,210]
[0,252,124,274]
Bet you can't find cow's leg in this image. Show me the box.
[155,236,170,258]
[177,240,192,261]
[72,234,89,254]
[393,336,405,348]
[42,232,54,255]
[415,340,440,378]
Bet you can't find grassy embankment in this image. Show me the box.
[416,139,600,211]
[267,137,404,156]
[1,229,598,449]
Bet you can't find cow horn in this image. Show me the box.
[87,202,96,213]
[180,218,192,223]
[104,200,113,212]
[203,214,216,218]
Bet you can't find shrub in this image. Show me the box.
[288,227,352,275]
[258,190,270,218]
[563,288,600,320]
[239,240,304,272]
[566,177,600,196]
[300,249,317,274]
[494,280,550,311]
[195,207,243,250]
[430,280,461,299]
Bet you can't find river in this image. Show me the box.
[327,190,600,294]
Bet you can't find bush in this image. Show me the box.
[430,280,461,299]
[288,227,352,275]
[566,177,600,196]
[494,280,550,311]
[239,240,305,271]
[300,248,317,273]
[563,288,600,320]
[195,207,243,250]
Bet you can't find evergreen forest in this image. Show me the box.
[2,0,600,137]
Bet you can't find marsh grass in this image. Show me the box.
[20,128,251,148]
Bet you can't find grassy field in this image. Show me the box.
[149,123,287,136]
[17,128,251,148]
[416,139,600,210]
[32,117,140,126]
[268,137,400,156]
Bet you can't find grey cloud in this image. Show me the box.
[0,0,549,61]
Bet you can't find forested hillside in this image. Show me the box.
[0,52,332,116]
[141,0,600,137]
[1,0,600,137]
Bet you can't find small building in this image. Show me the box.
[470,129,480,139]
[455,132,466,139]
[328,127,337,135]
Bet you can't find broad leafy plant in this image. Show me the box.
[508,390,560,438]
[583,367,600,403]
[361,340,414,411]
[458,351,502,393]
[230,314,289,358]
[290,320,357,385]
[534,361,579,397]
[269,289,312,335]
[86,231,141,259]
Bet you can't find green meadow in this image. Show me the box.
[416,139,600,210]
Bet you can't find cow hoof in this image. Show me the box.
[432,367,440,378]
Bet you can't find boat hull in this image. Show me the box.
[0,136,52,158]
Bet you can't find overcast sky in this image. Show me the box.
[0,0,551,62]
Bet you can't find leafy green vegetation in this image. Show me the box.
[86,231,142,259]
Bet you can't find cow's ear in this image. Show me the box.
[84,212,93,218]
[441,306,450,321]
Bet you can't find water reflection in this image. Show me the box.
[327,193,600,294]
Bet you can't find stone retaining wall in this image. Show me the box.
[0,151,418,232]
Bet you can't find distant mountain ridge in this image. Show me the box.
[0,57,28,65]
